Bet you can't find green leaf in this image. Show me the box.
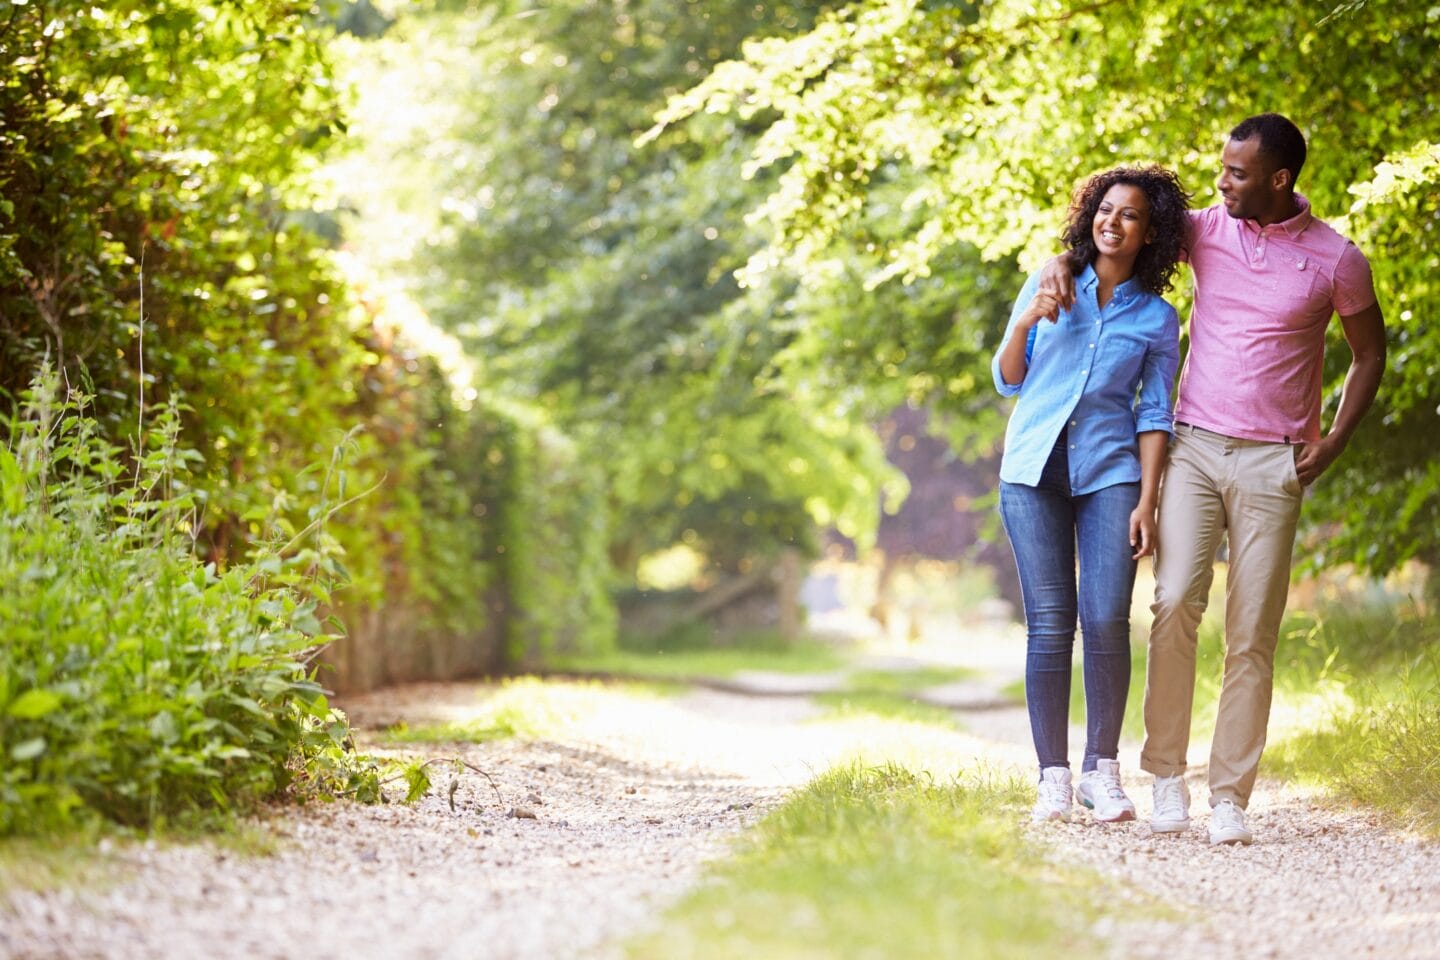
[403,762,432,803]
[149,711,180,745]
[10,738,47,761]
[0,446,24,515]
[7,688,63,719]
[227,695,267,717]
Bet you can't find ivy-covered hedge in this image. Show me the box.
[1,0,616,688]
[0,0,617,832]
[487,408,617,668]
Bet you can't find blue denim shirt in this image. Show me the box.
[992,265,1180,494]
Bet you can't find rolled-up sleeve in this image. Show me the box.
[1133,305,1180,434]
[992,271,1042,397]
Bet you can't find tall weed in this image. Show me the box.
[0,370,377,835]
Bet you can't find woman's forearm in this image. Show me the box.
[996,331,1032,386]
[1137,430,1168,505]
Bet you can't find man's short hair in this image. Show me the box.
[1229,113,1307,188]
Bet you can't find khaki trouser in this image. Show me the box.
[1140,424,1304,808]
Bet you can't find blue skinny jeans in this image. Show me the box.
[999,438,1139,775]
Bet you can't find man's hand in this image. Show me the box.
[1129,502,1157,559]
[1037,254,1076,310]
[1293,434,1346,487]
[1294,301,1385,487]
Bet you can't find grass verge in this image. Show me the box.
[1037,572,1440,836]
[812,691,960,728]
[1262,635,1440,836]
[626,763,1106,960]
[0,818,281,902]
[382,677,677,745]
[547,641,847,682]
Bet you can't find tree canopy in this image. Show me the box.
[636,0,1440,580]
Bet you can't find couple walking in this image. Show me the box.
[992,114,1387,845]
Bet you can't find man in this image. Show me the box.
[1037,113,1386,845]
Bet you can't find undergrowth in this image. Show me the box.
[0,369,382,835]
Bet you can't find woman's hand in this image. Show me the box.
[995,286,1065,388]
[1129,501,1158,559]
[1019,290,1064,329]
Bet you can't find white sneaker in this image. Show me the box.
[1150,774,1191,834]
[1076,759,1137,822]
[1209,799,1254,845]
[1031,767,1073,822]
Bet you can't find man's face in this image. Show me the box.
[1217,136,1280,221]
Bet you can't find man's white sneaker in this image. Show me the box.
[1031,767,1073,822]
[1208,799,1254,845]
[1150,774,1191,834]
[1076,759,1137,822]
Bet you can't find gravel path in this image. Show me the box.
[0,683,813,960]
[965,705,1440,960]
[3,650,1439,960]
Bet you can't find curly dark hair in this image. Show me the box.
[1062,164,1190,295]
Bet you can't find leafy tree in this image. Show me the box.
[336,0,916,578]
[648,0,1440,584]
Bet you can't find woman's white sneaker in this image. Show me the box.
[1150,774,1191,834]
[1208,799,1254,845]
[1031,767,1073,822]
[1076,759,1137,822]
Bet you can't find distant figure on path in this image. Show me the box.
[992,165,1189,824]
[1038,114,1386,845]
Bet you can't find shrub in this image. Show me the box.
[0,371,376,835]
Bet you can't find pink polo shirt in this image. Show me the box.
[1173,197,1377,443]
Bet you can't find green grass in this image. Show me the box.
[813,691,961,728]
[808,667,978,728]
[843,666,977,694]
[382,677,677,745]
[0,831,121,897]
[1037,581,1440,835]
[548,640,847,682]
[1262,634,1440,836]
[625,763,1113,960]
[1008,568,1440,835]
[0,818,281,902]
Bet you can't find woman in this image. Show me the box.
[991,165,1189,823]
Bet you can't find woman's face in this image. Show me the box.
[1091,183,1154,261]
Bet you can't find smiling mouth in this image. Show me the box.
[1100,231,1123,242]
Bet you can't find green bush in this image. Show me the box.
[0,373,375,835]
[490,408,617,666]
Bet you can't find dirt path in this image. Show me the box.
[961,706,1440,959]
[0,683,815,960]
[3,650,1440,960]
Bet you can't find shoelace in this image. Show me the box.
[1097,774,1127,801]
[1213,801,1244,828]
[1154,780,1186,817]
[1038,780,1071,805]
[1042,782,1077,805]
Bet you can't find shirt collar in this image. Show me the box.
[1281,193,1314,237]
[1242,193,1314,237]
[1078,262,1140,302]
